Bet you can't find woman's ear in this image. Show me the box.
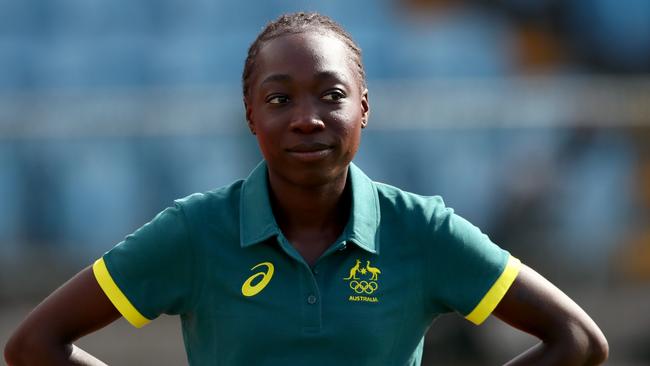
[244,98,256,135]
[361,88,369,129]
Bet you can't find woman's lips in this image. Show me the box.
[286,143,334,161]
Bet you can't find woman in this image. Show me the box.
[5,13,608,365]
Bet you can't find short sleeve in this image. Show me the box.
[427,206,520,325]
[92,202,196,328]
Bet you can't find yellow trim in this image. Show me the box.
[465,255,521,325]
[92,258,151,328]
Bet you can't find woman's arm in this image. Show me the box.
[4,266,121,366]
[493,263,608,365]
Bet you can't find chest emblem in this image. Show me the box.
[241,262,274,297]
[343,259,381,303]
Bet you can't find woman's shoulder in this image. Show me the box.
[173,179,246,218]
[372,180,453,228]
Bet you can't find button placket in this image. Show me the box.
[338,240,347,251]
[300,263,322,332]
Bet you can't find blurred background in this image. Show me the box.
[1,0,649,364]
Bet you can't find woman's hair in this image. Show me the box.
[242,12,366,99]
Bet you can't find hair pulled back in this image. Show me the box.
[242,12,366,99]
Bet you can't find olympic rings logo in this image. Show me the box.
[349,280,378,294]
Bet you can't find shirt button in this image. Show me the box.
[339,241,347,251]
[312,267,319,275]
[307,295,317,304]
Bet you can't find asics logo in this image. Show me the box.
[241,262,274,297]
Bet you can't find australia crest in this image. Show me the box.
[343,259,381,303]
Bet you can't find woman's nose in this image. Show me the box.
[289,100,325,133]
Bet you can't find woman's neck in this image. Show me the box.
[268,168,351,235]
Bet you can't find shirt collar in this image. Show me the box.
[239,160,381,254]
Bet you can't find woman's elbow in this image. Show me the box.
[4,331,30,366]
[565,320,609,365]
[4,329,66,366]
[585,329,609,365]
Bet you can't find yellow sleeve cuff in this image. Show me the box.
[465,255,521,325]
[92,258,151,328]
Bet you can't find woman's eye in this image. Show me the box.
[267,95,289,104]
[321,91,345,101]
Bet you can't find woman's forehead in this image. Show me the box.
[253,31,358,86]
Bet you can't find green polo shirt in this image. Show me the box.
[93,161,520,365]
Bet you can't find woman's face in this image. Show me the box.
[245,31,369,187]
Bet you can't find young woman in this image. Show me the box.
[5,13,608,365]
